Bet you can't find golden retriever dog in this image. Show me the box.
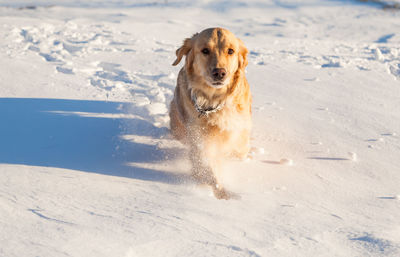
[169,28,251,199]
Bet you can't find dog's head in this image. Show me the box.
[173,28,248,89]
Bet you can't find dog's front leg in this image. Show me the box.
[189,135,236,200]
[189,144,217,186]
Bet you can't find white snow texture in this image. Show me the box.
[0,1,399,257]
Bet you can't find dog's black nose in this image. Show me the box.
[212,68,226,80]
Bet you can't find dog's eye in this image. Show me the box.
[201,48,210,55]
[228,48,234,55]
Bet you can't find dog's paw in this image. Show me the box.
[212,185,241,200]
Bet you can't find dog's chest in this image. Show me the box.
[203,105,248,132]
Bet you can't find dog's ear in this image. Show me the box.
[237,38,248,70]
[172,33,198,66]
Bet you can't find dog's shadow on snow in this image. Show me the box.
[0,98,189,184]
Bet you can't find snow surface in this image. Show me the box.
[1,1,400,256]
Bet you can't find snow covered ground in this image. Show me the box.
[0,0,399,256]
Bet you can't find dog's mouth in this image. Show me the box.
[209,80,228,88]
